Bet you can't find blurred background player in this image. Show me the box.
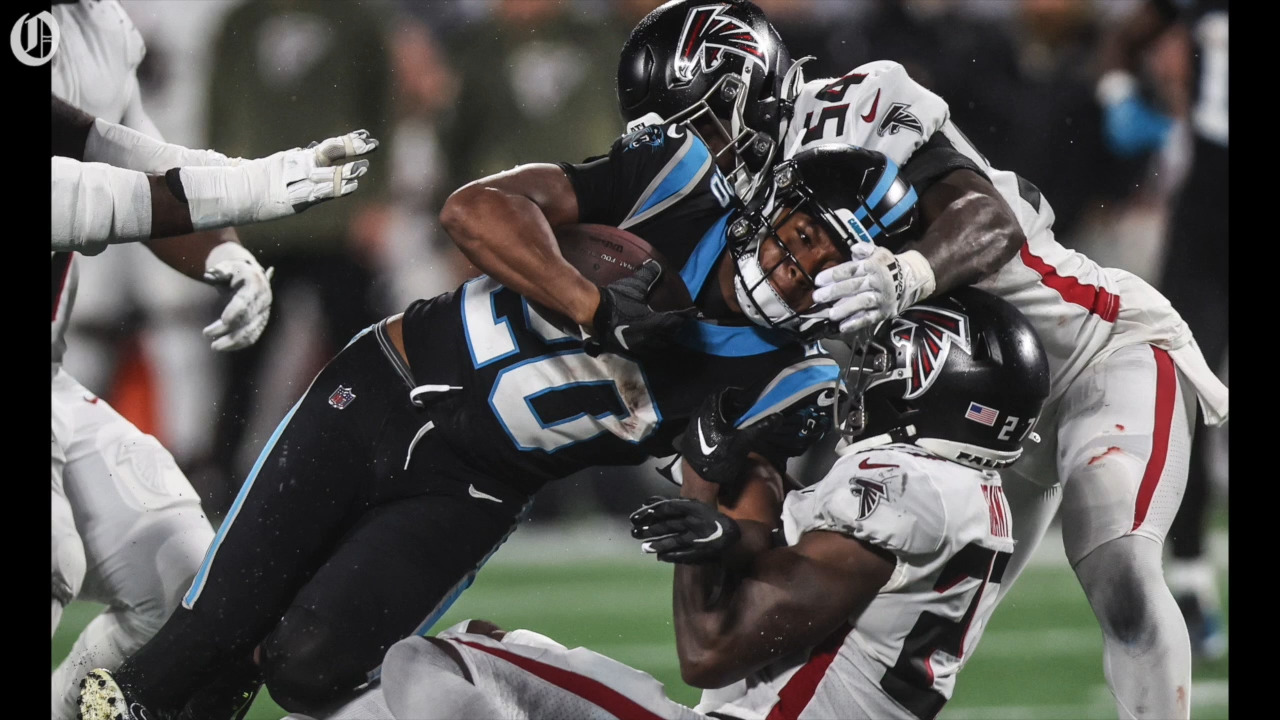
[306,286,1051,720]
[50,1,267,718]
[1097,0,1229,662]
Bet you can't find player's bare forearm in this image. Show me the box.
[902,169,1025,296]
[440,164,600,327]
[674,531,892,688]
[52,94,94,160]
[145,227,240,280]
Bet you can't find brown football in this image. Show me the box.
[554,223,695,312]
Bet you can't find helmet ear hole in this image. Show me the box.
[618,45,655,114]
[976,328,1002,365]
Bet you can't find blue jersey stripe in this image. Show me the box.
[735,362,840,427]
[679,211,732,300]
[675,319,792,357]
[634,136,712,217]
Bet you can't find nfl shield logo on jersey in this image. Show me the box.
[329,385,356,409]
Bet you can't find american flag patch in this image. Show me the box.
[965,402,999,426]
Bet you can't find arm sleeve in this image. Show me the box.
[899,130,990,196]
[51,156,152,252]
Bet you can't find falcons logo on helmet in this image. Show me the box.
[890,306,971,399]
[674,4,767,83]
[849,477,887,520]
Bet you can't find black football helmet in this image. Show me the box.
[731,143,919,338]
[617,0,800,199]
[837,287,1050,469]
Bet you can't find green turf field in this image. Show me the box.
[53,524,1227,719]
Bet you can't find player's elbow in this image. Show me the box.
[439,182,488,250]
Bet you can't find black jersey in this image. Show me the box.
[402,125,839,491]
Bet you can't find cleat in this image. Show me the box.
[77,669,159,720]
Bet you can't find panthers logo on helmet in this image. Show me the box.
[673,4,766,83]
[890,306,971,399]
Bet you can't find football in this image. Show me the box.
[554,223,695,312]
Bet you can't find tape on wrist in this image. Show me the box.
[896,249,936,310]
[51,157,152,251]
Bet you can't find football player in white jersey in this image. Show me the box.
[301,286,1050,720]
[616,2,1229,717]
[50,2,374,718]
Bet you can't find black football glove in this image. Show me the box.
[677,387,783,489]
[585,259,697,357]
[630,496,741,564]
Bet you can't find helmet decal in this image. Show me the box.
[890,306,971,399]
[674,4,767,83]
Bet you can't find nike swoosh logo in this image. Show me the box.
[666,123,685,138]
[468,485,503,504]
[816,389,837,407]
[861,89,881,123]
[697,419,718,455]
[859,458,898,470]
[614,325,631,350]
[693,522,724,543]
[84,395,100,404]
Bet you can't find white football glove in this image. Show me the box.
[179,129,379,231]
[202,243,275,352]
[813,244,936,338]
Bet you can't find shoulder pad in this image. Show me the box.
[784,448,947,556]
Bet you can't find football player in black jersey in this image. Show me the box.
[78,98,922,720]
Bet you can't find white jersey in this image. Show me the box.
[697,445,1014,720]
[50,0,151,370]
[782,61,1227,424]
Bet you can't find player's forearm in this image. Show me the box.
[52,158,194,250]
[145,227,241,280]
[51,95,94,160]
[440,175,599,327]
[673,548,841,688]
[903,171,1024,297]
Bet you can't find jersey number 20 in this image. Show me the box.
[463,277,660,453]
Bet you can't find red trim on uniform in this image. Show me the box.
[457,640,667,720]
[53,253,74,321]
[765,625,852,720]
[1132,346,1176,531]
[1019,243,1120,322]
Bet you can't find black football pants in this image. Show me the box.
[113,320,532,714]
